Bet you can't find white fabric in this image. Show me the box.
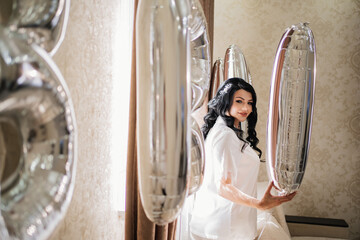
[190,117,260,240]
[256,181,291,239]
[257,211,291,240]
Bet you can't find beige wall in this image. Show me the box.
[1,0,359,239]
[50,0,128,239]
[214,0,360,238]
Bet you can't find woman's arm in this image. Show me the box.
[218,175,296,211]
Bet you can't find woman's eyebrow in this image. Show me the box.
[235,96,244,100]
[235,96,253,101]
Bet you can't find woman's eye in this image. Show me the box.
[236,100,242,103]
[248,102,253,105]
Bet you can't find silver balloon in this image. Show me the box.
[266,22,316,194]
[188,117,205,196]
[189,0,211,112]
[224,44,252,84]
[7,0,70,56]
[136,0,191,225]
[224,44,252,136]
[0,26,77,239]
[208,58,224,102]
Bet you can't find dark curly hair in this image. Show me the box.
[202,77,262,157]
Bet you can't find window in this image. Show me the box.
[111,0,134,212]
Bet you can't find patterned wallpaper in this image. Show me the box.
[213,0,360,238]
[50,0,126,239]
[1,0,359,239]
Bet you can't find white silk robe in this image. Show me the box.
[190,117,260,240]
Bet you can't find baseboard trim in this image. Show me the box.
[285,215,349,239]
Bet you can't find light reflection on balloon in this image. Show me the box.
[177,1,209,237]
[7,0,70,56]
[189,0,211,112]
[208,58,224,102]
[224,44,253,136]
[0,26,77,240]
[266,22,316,194]
[224,44,252,84]
[188,0,209,198]
[188,117,205,196]
[136,0,191,225]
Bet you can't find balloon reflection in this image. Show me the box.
[266,22,316,194]
[189,0,211,112]
[0,26,77,239]
[208,58,224,102]
[136,0,191,225]
[188,117,205,196]
[7,0,70,56]
[224,44,252,84]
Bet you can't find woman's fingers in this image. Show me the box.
[259,183,298,210]
[287,191,297,200]
[273,192,297,203]
[270,181,282,191]
[221,174,232,185]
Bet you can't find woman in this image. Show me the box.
[190,78,296,240]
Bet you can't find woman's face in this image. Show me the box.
[229,89,253,127]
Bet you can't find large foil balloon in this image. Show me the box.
[0,26,77,240]
[224,44,252,84]
[208,58,224,102]
[224,44,252,136]
[187,0,209,197]
[188,117,205,195]
[189,0,211,112]
[267,22,316,194]
[136,0,191,225]
[7,0,70,56]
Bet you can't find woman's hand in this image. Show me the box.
[256,181,296,211]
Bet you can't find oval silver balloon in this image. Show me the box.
[208,58,224,102]
[7,0,70,56]
[136,0,191,225]
[224,44,252,136]
[0,26,77,239]
[224,44,252,84]
[189,0,211,112]
[266,22,316,194]
[188,117,205,195]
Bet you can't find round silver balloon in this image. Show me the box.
[208,58,224,102]
[136,0,191,225]
[188,117,205,196]
[224,44,252,84]
[189,0,211,112]
[224,44,252,136]
[7,0,70,56]
[0,26,77,240]
[266,22,316,194]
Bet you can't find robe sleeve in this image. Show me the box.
[212,130,244,190]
